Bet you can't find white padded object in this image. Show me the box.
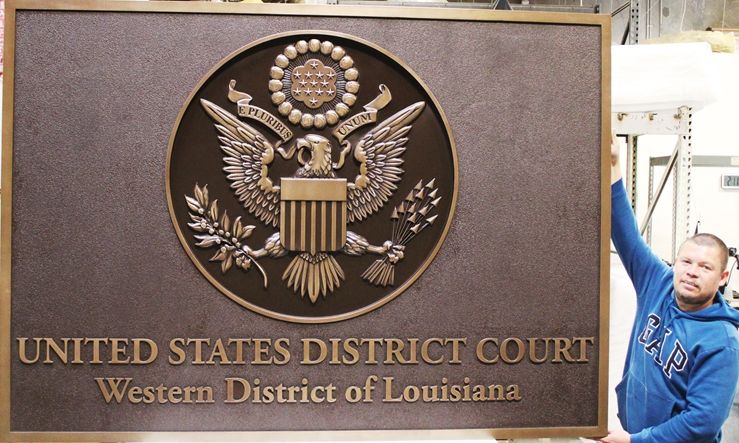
[612,42,720,113]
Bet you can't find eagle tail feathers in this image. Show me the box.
[282,253,344,303]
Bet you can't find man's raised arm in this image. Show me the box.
[610,134,670,296]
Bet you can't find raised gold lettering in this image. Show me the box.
[96,377,131,403]
[109,338,129,364]
[301,338,327,364]
[168,338,186,365]
[528,337,551,364]
[553,338,576,363]
[225,377,250,403]
[273,338,291,365]
[420,338,444,364]
[574,337,595,362]
[500,338,525,364]
[206,339,231,365]
[132,338,157,364]
[476,338,499,364]
[228,338,251,364]
[17,337,41,364]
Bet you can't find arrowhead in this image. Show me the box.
[414,180,423,191]
[430,197,442,207]
[426,215,439,225]
[425,178,436,189]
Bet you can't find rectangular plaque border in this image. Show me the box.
[0,0,611,440]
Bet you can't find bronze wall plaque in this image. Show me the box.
[1,0,611,440]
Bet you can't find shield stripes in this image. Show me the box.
[280,178,347,254]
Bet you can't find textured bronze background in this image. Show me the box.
[7,6,604,435]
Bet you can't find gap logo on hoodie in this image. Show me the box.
[638,313,688,378]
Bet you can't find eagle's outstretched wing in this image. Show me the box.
[200,99,280,227]
[346,101,426,223]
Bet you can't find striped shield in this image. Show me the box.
[280,178,347,254]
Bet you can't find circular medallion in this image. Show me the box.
[167,31,457,323]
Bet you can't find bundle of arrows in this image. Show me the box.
[361,179,441,286]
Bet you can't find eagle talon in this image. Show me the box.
[388,250,404,264]
[383,241,405,264]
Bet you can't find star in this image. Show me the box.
[305,72,313,79]
[326,72,336,79]
[310,80,318,87]
[309,61,319,69]
[316,72,324,79]
[294,89,303,96]
[293,72,302,79]
[320,80,329,87]
[299,79,308,86]
[326,88,335,95]
[316,88,324,96]
[310,97,318,105]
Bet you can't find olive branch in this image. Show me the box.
[185,184,268,287]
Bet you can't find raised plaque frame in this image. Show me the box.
[1,0,611,440]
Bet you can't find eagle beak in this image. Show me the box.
[296,138,310,166]
[296,138,310,150]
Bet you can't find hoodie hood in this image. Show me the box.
[671,291,739,327]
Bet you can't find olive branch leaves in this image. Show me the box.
[185,184,268,286]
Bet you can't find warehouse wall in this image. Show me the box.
[628,51,739,296]
[523,0,739,43]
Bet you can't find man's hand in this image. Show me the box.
[599,428,631,443]
[611,131,622,185]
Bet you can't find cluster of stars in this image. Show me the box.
[270,39,359,129]
[291,59,337,108]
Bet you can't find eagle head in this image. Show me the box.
[296,134,334,178]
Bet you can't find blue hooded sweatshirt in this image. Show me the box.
[611,180,739,442]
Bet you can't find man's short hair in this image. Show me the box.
[684,233,729,270]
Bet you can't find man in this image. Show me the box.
[602,134,739,443]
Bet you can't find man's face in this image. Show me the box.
[673,240,729,311]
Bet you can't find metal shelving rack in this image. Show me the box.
[648,154,739,242]
[613,106,693,258]
[612,0,701,259]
